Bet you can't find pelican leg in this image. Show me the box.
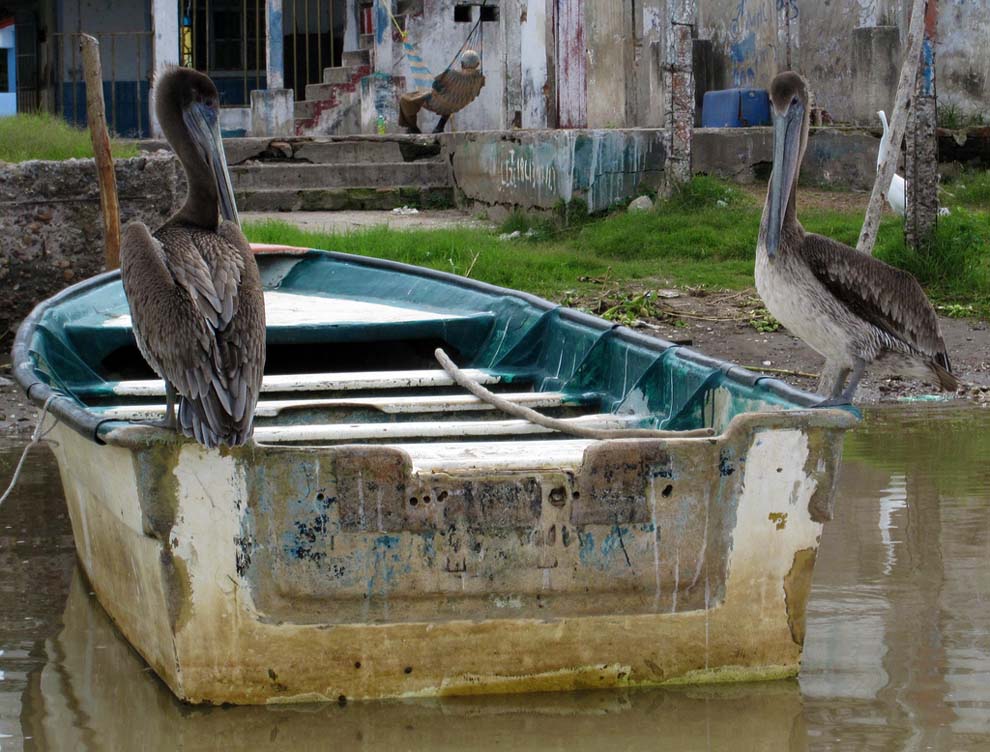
[162,381,177,430]
[142,382,178,430]
[815,358,865,407]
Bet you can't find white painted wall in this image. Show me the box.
[381,0,508,131]
[150,0,179,137]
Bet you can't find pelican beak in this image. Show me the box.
[766,101,804,258]
[183,101,239,225]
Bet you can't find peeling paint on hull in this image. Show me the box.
[47,408,851,705]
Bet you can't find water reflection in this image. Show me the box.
[22,568,807,751]
[1,405,989,751]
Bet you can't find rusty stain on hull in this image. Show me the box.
[783,547,817,647]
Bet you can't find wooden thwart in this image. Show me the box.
[108,368,502,397]
[252,414,644,443]
[96,391,576,420]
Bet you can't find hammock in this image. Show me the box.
[378,0,487,87]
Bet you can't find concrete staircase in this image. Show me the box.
[227,135,455,211]
[294,49,402,137]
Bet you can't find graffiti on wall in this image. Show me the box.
[728,0,773,86]
[499,148,562,196]
[454,131,666,213]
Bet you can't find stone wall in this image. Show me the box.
[0,153,185,337]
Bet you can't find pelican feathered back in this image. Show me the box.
[121,220,266,448]
[800,232,956,389]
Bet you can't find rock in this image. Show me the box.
[628,195,654,213]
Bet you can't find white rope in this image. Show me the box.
[434,348,713,439]
[0,395,60,508]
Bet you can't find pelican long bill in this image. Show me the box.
[182,100,240,225]
[765,99,804,258]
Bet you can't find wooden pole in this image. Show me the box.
[904,0,939,250]
[80,33,121,271]
[663,0,696,196]
[856,0,928,255]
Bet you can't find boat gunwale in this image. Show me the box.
[12,244,847,445]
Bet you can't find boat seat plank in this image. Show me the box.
[392,439,597,472]
[102,369,502,397]
[93,391,578,420]
[252,414,644,443]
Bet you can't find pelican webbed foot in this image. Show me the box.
[141,381,178,431]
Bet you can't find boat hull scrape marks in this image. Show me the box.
[45,409,850,704]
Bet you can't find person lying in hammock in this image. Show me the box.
[399,49,485,134]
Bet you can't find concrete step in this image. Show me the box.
[236,186,456,212]
[229,161,452,190]
[323,66,352,85]
[292,139,443,164]
[294,100,318,120]
[342,49,371,68]
[304,81,356,103]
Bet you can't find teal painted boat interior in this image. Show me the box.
[17,249,845,441]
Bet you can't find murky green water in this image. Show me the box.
[1,404,988,751]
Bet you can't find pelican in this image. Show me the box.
[756,72,957,405]
[120,67,266,447]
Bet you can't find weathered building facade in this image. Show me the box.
[1,0,985,136]
[697,0,989,124]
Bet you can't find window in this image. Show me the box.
[480,5,498,22]
[0,51,8,94]
[454,5,472,22]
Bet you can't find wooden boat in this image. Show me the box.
[12,245,857,705]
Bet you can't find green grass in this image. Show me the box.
[243,176,990,314]
[0,113,139,163]
[943,169,990,208]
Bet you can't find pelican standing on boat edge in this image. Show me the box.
[119,67,266,447]
[755,71,957,405]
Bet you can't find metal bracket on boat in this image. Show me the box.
[434,348,714,440]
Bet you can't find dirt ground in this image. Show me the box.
[241,209,491,233]
[572,283,990,406]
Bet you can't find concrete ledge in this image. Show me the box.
[446,129,667,213]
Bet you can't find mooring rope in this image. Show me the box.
[0,395,59,508]
[434,348,713,439]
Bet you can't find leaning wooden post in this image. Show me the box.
[663,0,696,195]
[856,0,927,254]
[904,0,938,251]
[80,33,121,271]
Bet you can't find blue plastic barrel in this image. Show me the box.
[701,88,771,127]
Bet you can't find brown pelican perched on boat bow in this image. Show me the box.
[120,67,265,447]
[755,71,957,405]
